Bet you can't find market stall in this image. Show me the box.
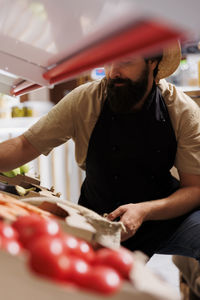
[0,1,200,299]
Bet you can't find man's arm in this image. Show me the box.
[107,172,200,241]
[0,135,40,172]
[141,172,200,220]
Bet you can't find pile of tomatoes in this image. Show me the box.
[0,214,134,295]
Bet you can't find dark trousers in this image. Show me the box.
[122,210,200,261]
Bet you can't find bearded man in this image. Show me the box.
[0,41,200,259]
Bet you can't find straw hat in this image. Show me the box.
[156,40,182,81]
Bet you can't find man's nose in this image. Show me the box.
[108,63,121,79]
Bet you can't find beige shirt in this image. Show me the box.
[23,78,200,174]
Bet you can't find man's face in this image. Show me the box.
[104,57,150,114]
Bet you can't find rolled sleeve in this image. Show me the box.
[159,80,200,175]
[23,91,76,156]
[175,105,200,174]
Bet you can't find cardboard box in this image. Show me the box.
[0,175,181,299]
[21,196,124,249]
[0,250,180,300]
[0,174,61,199]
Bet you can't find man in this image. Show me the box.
[0,41,200,258]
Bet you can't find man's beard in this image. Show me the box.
[107,64,149,114]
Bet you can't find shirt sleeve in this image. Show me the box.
[174,96,200,175]
[23,90,76,155]
[158,79,200,175]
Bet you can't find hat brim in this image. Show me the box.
[156,40,181,81]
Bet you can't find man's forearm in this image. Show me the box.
[144,186,200,221]
[0,135,40,171]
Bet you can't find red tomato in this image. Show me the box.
[62,233,79,253]
[62,234,95,263]
[0,221,18,240]
[12,215,61,248]
[2,239,22,256]
[68,257,91,287]
[78,240,95,263]
[88,265,122,295]
[94,247,134,279]
[29,236,71,280]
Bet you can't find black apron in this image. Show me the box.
[79,84,188,257]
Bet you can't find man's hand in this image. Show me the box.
[107,203,149,241]
[107,173,200,242]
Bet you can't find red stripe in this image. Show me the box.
[11,84,41,96]
[43,20,183,84]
